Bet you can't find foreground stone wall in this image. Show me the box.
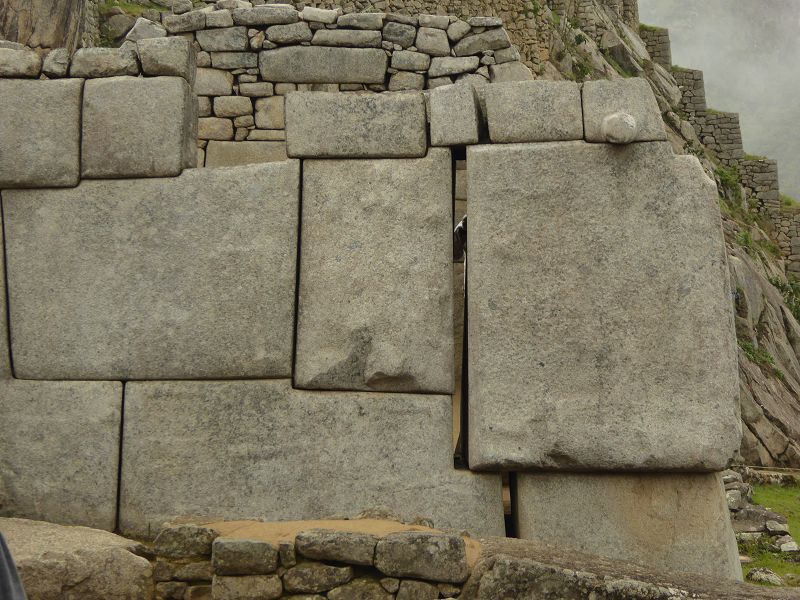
[0,22,743,584]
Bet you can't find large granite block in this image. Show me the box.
[515,473,742,581]
[119,380,504,538]
[285,92,426,158]
[467,144,739,470]
[259,46,387,83]
[0,78,82,188]
[0,380,122,530]
[295,149,453,393]
[583,78,666,143]
[483,80,583,143]
[82,76,197,178]
[3,162,300,380]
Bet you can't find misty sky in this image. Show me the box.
[638,0,800,198]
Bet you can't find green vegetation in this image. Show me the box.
[639,23,662,33]
[745,153,769,161]
[782,194,799,208]
[717,165,742,202]
[523,0,541,18]
[98,0,165,17]
[740,483,800,584]
[738,339,776,367]
[769,277,800,323]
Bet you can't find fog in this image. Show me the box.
[638,0,800,198]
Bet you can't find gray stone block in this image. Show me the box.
[430,83,481,146]
[137,36,196,84]
[285,92,425,158]
[284,564,353,594]
[125,16,167,41]
[466,143,740,470]
[195,67,234,95]
[205,140,287,166]
[452,28,510,56]
[428,56,479,78]
[0,47,41,77]
[488,60,533,82]
[311,29,382,47]
[3,162,300,380]
[259,46,387,83]
[382,22,416,48]
[211,51,258,69]
[42,48,70,77]
[391,50,430,71]
[213,575,282,600]
[0,224,8,378]
[164,10,206,32]
[70,47,139,77]
[0,380,122,530]
[484,80,583,143]
[196,26,249,51]
[374,532,467,583]
[415,27,450,56]
[118,380,504,538]
[583,78,667,143]
[337,12,384,29]
[213,538,279,575]
[0,78,82,188]
[267,21,313,44]
[296,149,452,392]
[295,530,378,566]
[515,473,742,581]
[82,76,196,178]
[232,6,299,26]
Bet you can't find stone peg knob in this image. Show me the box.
[600,111,638,144]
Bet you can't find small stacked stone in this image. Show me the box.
[169,1,529,165]
[638,24,671,69]
[697,110,744,167]
[672,66,706,119]
[149,524,468,600]
[726,470,800,553]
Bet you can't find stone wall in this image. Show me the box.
[638,23,670,68]
[0,23,743,582]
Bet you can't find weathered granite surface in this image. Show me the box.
[460,537,793,600]
[0,381,122,530]
[3,162,300,380]
[286,92,426,158]
[0,222,8,378]
[583,77,666,143]
[430,83,482,146]
[205,140,288,166]
[514,473,742,580]
[82,76,196,178]
[295,149,453,392]
[0,78,82,188]
[467,143,740,470]
[119,380,503,538]
[484,80,583,143]
[136,36,196,84]
[0,518,153,600]
[259,46,387,83]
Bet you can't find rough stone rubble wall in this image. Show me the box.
[0,5,743,584]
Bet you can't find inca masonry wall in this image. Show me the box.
[0,6,743,584]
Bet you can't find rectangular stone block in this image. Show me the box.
[259,46,387,83]
[285,92,426,158]
[119,380,504,538]
[467,143,740,470]
[583,78,667,143]
[205,141,288,166]
[82,76,196,178]
[0,380,122,530]
[515,473,742,581]
[430,83,482,146]
[484,80,583,143]
[295,149,453,393]
[0,78,82,188]
[3,162,300,380]
[0,218,10,378]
